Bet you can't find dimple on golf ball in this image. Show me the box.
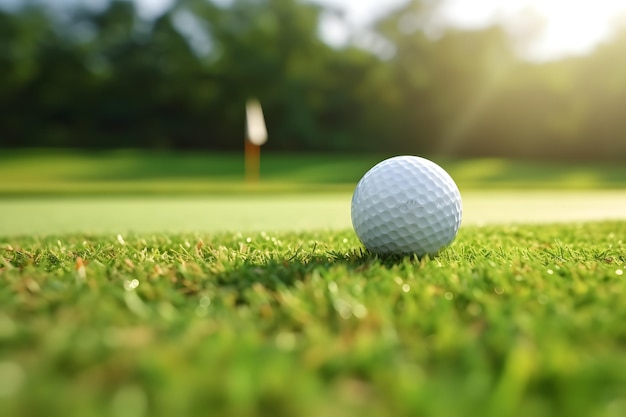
[351,155,462,256]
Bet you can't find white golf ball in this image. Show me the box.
[351,156,462,256]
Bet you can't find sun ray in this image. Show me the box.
[441,0,626,61]
[526,0,621,60]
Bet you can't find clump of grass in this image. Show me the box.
[1,222,625,417]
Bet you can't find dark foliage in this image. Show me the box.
[1,0,625,160]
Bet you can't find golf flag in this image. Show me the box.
[246,99,267,146]
[245,98,267,183]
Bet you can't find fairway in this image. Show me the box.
[1,191,625,237]
[1,151,626,197]
[1,150,624,237]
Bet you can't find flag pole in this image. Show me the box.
[244,98,267,184]
[245,137,260,183]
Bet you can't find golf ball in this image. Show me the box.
[351,156,462,256]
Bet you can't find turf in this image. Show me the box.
[1,222,625,417]
[1,149,625,196]
[2,191,626,237]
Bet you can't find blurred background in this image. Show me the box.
[1,0,625,159]
[1,0,625,235]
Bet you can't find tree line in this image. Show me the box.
[1,0,625,160]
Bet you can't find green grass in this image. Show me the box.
[1,149,625,196]
[1,150,624,415]
[2,191,626,237]
[1,222,625,417]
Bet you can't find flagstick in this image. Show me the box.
[245,138,260,183]
[244,98,267,184]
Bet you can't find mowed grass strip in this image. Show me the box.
[2,191,626,237]
[1,150,625,195]
[1,222,625,417]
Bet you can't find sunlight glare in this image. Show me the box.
[442,0,626,60]
[530,0,623,59]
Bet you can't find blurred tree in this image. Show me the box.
[372,1,518,155]
[575,28,626,159]
[0,0,624,160]
[182,0,330,150]
[0,5,74,146]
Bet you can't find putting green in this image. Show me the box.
[1,191,624,237]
